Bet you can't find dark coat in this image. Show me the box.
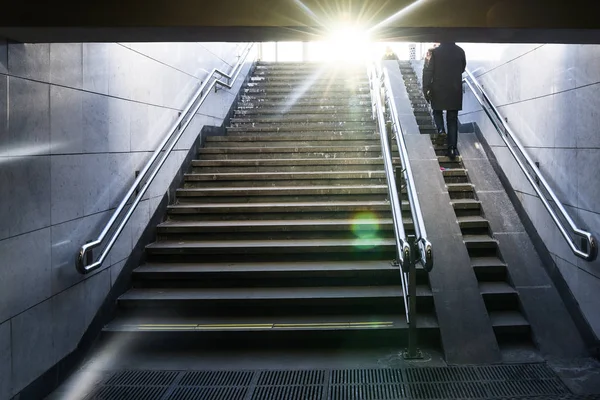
[422,43,466,111]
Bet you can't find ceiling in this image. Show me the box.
[1,0,600,43]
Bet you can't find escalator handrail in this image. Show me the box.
[76,43,256,274]
[382,67,433,271]
[368,65,412,323]
[463,68,597,262]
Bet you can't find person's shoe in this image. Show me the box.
[447,147,457,160]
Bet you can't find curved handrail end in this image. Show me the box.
[587,234,598,262]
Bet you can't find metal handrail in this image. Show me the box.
[382,67,433,272]
[463,69,597,262]
[368,65,412,322]
[76,43,256,274]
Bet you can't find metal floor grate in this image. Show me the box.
[84,364,597,400]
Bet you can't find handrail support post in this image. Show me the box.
[403,235,423,360]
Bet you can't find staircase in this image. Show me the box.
[105,62,440,350]
[398,61,533,350]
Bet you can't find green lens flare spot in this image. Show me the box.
[351,212,380,242]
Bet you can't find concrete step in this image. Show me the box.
[229,115,373,124]
[105,314,438,333]
[240,93,371,102]
[156,219,401,235]
[155,218,403,240]
[145,238,398,263]
[247,79,369,86]
[117,285,432,317]
[457,215,489,229]
[207,134,379,142]
[166,201,405,219]
[198,147,383,160]
[204,140,380,148]
[226,124,375,133]
[234,107,372,116]
[437,155,463,163]
[457,215,490,235]
[463,234,499,249]
[177,185,388,197]
[249,76,369,83]
[190,158,386,173]
[447,182,476,199]
[146,238,396,254]
[471,257,508,282]
[451,199,483,217]
[243,87,370,95]
[183,171,386,182]
[237,99,372,108]
[441,168,468,180]
[479,282,521,312]
[198,151,383,160]
[488,311,531,339]
[130,261,430,296]
[199,145,381,154]
[103,313,440,350]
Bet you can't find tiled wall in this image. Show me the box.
[457,43,600,339]
[0,41,251,398]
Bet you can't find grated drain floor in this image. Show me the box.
[84,364,596,400]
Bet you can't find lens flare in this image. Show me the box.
[351,211,381,242]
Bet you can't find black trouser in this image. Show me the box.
[433,110,458,148]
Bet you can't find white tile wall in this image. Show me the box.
[459,42,600,339]
[0,41,247,397]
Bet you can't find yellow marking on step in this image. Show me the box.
[129,321,394,331]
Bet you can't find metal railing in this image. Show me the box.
[382,67,433,272]
[76,43,256,274]
[463,69,597,262]
[368,65,412,323]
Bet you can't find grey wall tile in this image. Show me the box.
[110,260,126,287]
[8,77,50,157]
[82,154,111,216]
[147,150,180,199]
[8,155,51,235]
[109,152,137,209]
[108,97,131,152]
[0,158,8,240]
[82,91,109,153]
[551,204,582,268]
[51,155,84,225]
[0,228,51,323]
[553,89,578,148]
[0,320,11,399]
[0,38,7,74]
[11,300,55,393]
[549,148,579,208]
[147,108,178,150]
[108,221,132,267]
[131,198,150,249]
[196,90,235,120]
[108,44,133,101]
[83,43,109,95]
[175,114,207,151]
[8,43,49,82]
[129,102,151,152]
[52,282,86,362]
[84,269,110,327]
[0,75,6,153]
[50,85,83,154]
[555,256,600,336]
[575,45,600,88]
[51,211,108,295]
[575,84,600,149]
[50,43,83,89]
[577,149,600,214]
